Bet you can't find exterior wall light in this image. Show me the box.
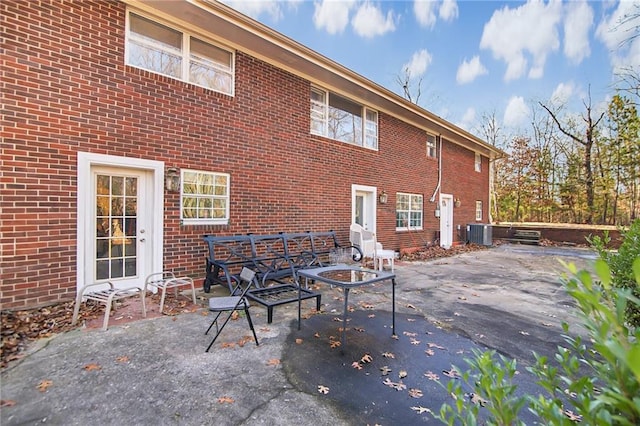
[378,191,388,204]
[165,167,180,192]
[454,198,461,208]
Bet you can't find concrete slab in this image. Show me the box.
[0,245,597,425]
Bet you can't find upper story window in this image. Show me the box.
[474,152,482,172]
[180,170,230,225]
[426,134,437,158]
[126,12,234,95]
[310,87,378,149]
[395,193,423,231]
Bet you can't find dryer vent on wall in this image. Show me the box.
[466,224,492,246]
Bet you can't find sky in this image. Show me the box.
[221,0,640,143]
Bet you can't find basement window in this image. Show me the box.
[395,193,423,231]
[181,170,230,225]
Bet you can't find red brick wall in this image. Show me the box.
[1,0,489,308]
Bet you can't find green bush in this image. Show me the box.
[435,257,640,425]
[589,218,640,327]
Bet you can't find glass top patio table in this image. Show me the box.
[296,264,396,352]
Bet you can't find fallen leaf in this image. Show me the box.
[407,318,416,322]
[382,377,406,391]
[458,296,467,301]
[454,312,461,316]
[408,388,423,398]
[399,370,408,379]
[367,314,376,318]
[0,400,17,407]
[230,311,239,320]
[37,379,53,392]
[83,363,102,371]
[217,396,234,404]
[360,353,373,363]
[411,406,432,414]
[424,349,435,356]
[410,338,420,345]
[354,327,365,332]
[541,322,553,327]
[318,385,330,394]
[267,359,280,366]
[221,342,235,348]
[428,343,446,350]
[442,368,460,378]
[466,392,487,406]
[519,331,530,336]
[351,361,363,370]
[380,366,392,376]
[424,371,439,381]
[260,327,271,332]
[330,340,341,349]
[563,409,582,422]
[382,352,395,358]
[115,356,129,363]
[406,303,416,309]
[295,338,304,344]
[403,331,417,337]
[313,332,320,338]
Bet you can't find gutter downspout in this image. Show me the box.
[429,135,442,203]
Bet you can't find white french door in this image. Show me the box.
[77,153,164,293]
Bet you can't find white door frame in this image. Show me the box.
[77,152,164,294]
[351,184,377,231]
[439,193,454,248]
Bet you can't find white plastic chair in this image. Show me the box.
[349,223,395,271]
[144,272,197,314]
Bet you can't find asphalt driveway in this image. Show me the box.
[0,244,597,425]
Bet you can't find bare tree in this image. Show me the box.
[540,89,605,224]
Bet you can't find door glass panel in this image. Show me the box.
[355,195,364,226]
[95,174,138,281]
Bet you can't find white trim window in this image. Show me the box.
[475,201,483,221]
[126,12,234,95]
[396,193,423,230]
[310,87,378,149]
[180,170,230,225]
[426,134,437,158]
[474,152,482,172]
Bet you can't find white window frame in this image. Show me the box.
[426,134,437,158]
[474,152,482,172]
[180,169,230,225]
[395,192,424,231]
[125,11,235,96]
[475,201,483,221]
[310,86,378,150]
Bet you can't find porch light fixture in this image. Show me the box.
[454,198,461,208]
[378,191,388,204]
[165,167,180,192]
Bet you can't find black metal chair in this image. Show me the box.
[205,267,259,351]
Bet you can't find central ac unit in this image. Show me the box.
[466,224,492,246]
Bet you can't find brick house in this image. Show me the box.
[1,0,503,309]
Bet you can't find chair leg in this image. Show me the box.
[71,291,84,326]
[102,293,117,331]
[140,289,146,318]
[205,311,223,335]
[159,288,167,313]
[244,306,259,346]
[190,282,197,305]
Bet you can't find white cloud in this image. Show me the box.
[480,0,563,81]
[439,0,459,22]
[563,1,593,64]
[352,2,396,38]
[313,0,355,35]
[222,0,285,21]
[403,49,433,78]
[503,96,530,127]
[458,107,476,131]
[550,81,575,106]
[456,56,488,84]
[414,0,437,28]
[596,0,640,70]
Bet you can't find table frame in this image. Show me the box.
[297,264,396,351]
